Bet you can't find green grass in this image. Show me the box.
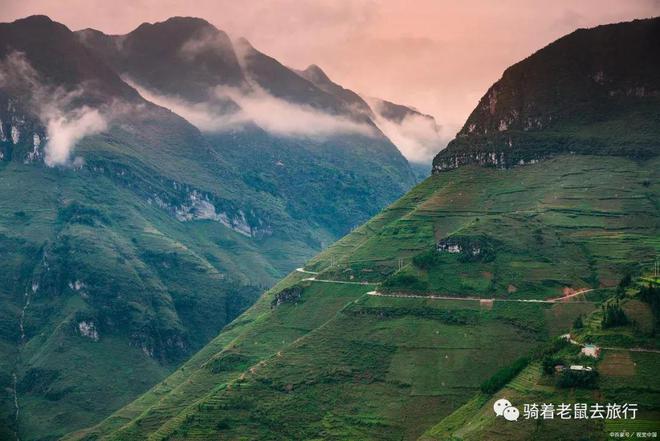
[422,293,660,441]
[314,156,658,300]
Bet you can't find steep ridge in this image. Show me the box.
[0,15,416,440]
[69,18,659,441]
[70,155,659,441]
[77,17,245,102]
[433,17,660,172]
[296,64,374,116]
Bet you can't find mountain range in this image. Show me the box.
[0,13,658,441]
[433,17,659,171]
[65,16,660,441]
[0,15,443,440]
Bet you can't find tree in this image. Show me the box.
[573,315,584,329]
[601,301,628,329]
[542,356,564,375]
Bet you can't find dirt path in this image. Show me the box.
[301,276,375,286]
[295,268,318,275]
[599,346,660,354]
[366,290,596,304]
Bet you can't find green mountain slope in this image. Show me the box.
[0,15,417,440]
[0,15,275,440]
[69,154,659,440]
[421,277,660,441]
[76,17,417,237]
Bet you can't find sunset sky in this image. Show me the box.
[3,0,658,149]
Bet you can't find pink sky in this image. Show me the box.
[3,0,658,143]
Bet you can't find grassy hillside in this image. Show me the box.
[69,154,659,440]
[421,278,660,441]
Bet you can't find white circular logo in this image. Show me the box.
[503,406,520,421]
[493,398,512,417]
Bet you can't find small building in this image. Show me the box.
[569,365,593,372]
[581,344,600,358]
[554,364,566,373]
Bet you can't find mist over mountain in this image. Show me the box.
[76,17,444,163]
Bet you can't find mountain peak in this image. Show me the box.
[134,16,217,33]
[301,64,331,84]
[77,16,245,101]
[12,14,55,25]
[433,16,660,173]
[234,36,255,52]
[0,15,138,103]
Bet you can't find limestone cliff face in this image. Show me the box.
[433,17,660,173]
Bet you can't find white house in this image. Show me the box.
[569,365,593,372]
[581,344,600,358]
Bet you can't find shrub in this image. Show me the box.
[573,315,584,329]
[382,273,428,292]
[601,301,628,328]
[556,369,598,389]
[542,356,565,375]
[412,249,443,269]
[639,283,660,320]
[480,357,530,394]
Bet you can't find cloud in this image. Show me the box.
[130,78,375,138]
[0,51,110,166]
[367,98,450,164]
[44,107,107,166]
[216,85,375,138]
[2,0,658,152]
[128,80,245,131]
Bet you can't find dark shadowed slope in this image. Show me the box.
[433,17,660,172]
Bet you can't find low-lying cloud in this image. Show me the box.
[367,98,450,164]
[44,107,107,166]
[0,51,110,166]
[129,79,375,139]
[218,85,375,138]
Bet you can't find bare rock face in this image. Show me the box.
[433,18,660,173]
[271,286,303,308]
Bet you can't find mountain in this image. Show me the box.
[76,17,418,237]
[70,18,659,441]
[433,17,660,172]
[296,64,445,167]
[0,15,419,440]
[76,17,245,103]
[296,64,374,116]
